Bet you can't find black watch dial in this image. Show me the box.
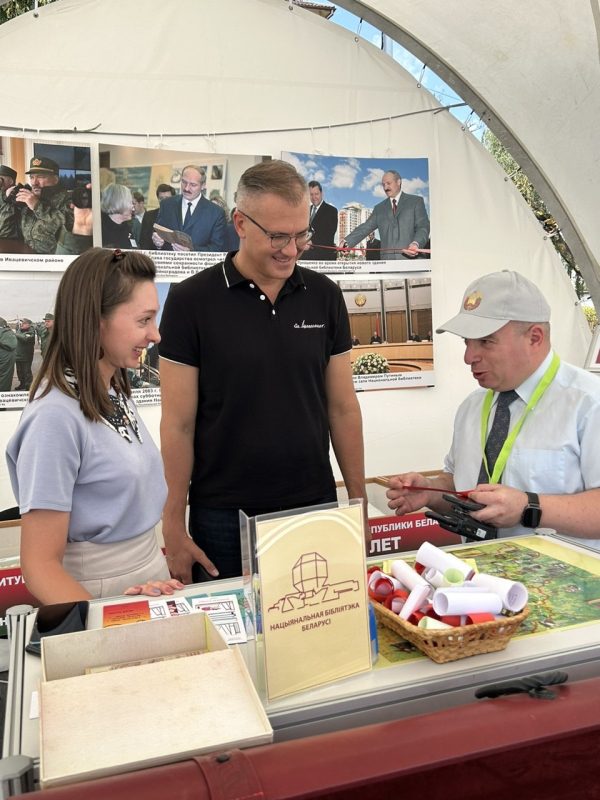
[521,492,542,528]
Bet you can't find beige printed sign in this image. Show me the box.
[257,504,371,701]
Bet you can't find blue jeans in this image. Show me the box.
[189,493,337,581]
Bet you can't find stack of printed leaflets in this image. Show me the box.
[102,589,253,644]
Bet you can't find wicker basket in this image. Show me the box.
[373,601,529,664]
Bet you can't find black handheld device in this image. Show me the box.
[25,600,89,657]
[425,493,498,542]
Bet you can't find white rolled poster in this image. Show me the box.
[467,573,528,612]
[416,541,475,580]
[398,583,431,621]
[390,559,429,591]
[433,589,503,616]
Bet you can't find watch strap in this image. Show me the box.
[521,492,542,528]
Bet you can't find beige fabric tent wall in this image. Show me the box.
[337,0,600,307]
[0,0,592,508]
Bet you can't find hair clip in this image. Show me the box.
[112,248,124,261]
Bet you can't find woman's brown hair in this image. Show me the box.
[30,247,156,422]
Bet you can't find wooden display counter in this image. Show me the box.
[17,673,600,800]
[6,534,600,775]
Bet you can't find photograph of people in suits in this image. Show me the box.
[151,165,226,253]
[138,183,177,250]
[299,180,339,262]
[365,231,381,260]
[341,170,430,260]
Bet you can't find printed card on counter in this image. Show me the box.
[187,593,248,645]
[102,593,248,645]
[102,597,192,628]
[102,600,151,628]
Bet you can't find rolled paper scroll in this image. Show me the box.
[464,613,496,625]
[439,615,466,626]
[406,608,428,625]
[422,567,445,589]
[390,590,410,614]
[442,568,465,587]
[416,541,475,580]
[390,559,430,591]
[398,583,431,621]
[467,573,528,613]
[368,571,402,603]
[418,616,452,630]
[432,589,503,616]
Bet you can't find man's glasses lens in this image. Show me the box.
[241,211,313,249]
[270,230,313,249]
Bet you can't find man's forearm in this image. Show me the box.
[537,489,600,538]
[329,406,366,501]
[160,424,195,546]
[345,220,374,248]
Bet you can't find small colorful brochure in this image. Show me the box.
[102,592,249,645]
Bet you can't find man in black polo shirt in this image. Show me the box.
[159,160,366,582]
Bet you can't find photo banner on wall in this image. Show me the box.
[337,274,435,391]
[0,274,161,409]
[97,143,266,279]
[1,142,436,407]
[0,275,60,408]
[0,137,93,271]
[282,152,431,274]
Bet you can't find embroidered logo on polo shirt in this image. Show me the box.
[294,320,325,329]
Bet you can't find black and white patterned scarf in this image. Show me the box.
[64,369,143,444]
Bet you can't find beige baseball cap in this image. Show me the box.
[436,270,551,338]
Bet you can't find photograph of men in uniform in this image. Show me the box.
[0,147,93,256]
[14,318,35,391]
[0,318,17,392]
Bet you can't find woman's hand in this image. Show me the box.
[123,578,185,596]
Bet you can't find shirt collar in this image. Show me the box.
[390,191,402,205]
[181,195,201,214]
[512,349,555,404]
[221,252,306,292]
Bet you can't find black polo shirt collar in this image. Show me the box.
[221,252,306,296]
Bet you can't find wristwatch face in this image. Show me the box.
[521,493,542,528]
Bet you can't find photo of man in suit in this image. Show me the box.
[152,165,226,253]
[138,183,176,250]
[300,180,338,262]
[341,170,430,260]
[365,231,381,260]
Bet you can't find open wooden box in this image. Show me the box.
[40,612,272,788]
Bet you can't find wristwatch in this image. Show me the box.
[521,492,542,528]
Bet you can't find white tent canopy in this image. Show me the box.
[337,0,600,306]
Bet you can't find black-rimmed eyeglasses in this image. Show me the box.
[238,211,313,250]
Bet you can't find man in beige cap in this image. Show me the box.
[387,269,600,549]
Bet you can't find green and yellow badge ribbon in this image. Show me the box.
[480,352,560,484]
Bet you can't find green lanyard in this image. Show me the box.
[480,353,560,484]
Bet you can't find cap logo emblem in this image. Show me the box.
[32,158,42,167]
[464,291,482,311]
